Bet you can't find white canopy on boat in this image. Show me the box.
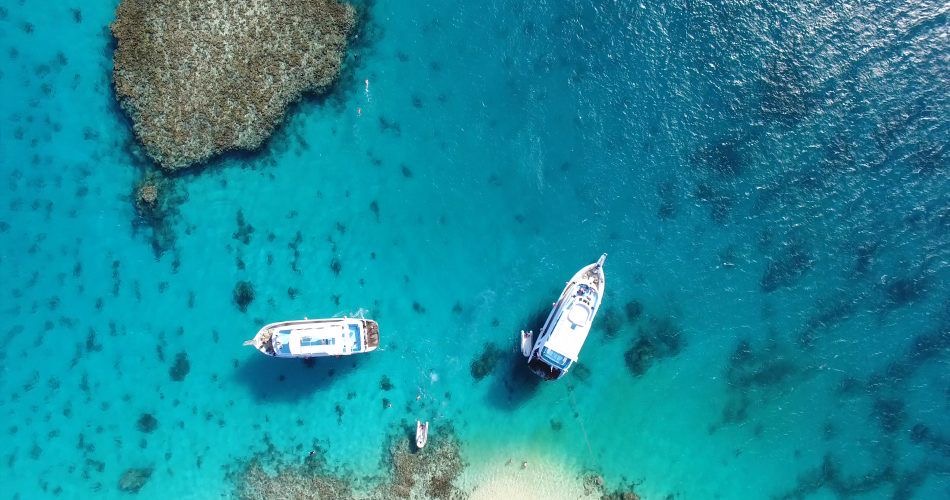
[275,322,360,356]
[542,297,594,361]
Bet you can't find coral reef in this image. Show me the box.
[380,430,465,500]
[111,0,356,170]
[581,472,641,500]
[230,428,465,499]
[237,457,355,499]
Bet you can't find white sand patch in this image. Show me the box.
[458,449,597,500]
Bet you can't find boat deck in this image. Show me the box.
[272,321,363,357]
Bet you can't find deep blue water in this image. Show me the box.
[0,0,948,498]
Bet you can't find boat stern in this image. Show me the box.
[527,354,568,380]
[362,319,380,352]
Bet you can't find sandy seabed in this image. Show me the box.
[459,449,594,500]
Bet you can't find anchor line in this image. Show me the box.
[569,390,594,461]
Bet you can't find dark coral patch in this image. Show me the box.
[871,399,905,434]
[695,139,743,177]
[761,241,813,292]
[623,317,684,377]
[233,281,255,312]
[369,200,379,221]
[330,257,342,276]
[572,364,591,382]
[624,300,643,322]
[137,413,158,433]
[885,276,927,307]
[470,343,504,381]
[378,116,402,135]
[600,307,623,339]
[169,352,190,381]
[692,181,734,223]
[232,209,254,244]
[657,179,677,219]
[725,339,796,389]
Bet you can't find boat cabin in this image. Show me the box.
[528,282,599,379]
[251,318,379,358]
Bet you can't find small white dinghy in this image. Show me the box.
[243,317,379,358]
[520,330,533,357]
[526,254,606,380]
[416,420,429,450]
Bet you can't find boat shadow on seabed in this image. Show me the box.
[485,305,550,410]
[234,355,363,402]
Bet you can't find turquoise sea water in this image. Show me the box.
[1,0,948,498]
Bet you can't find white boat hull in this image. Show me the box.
[526,254,606,380]
[244,317,380,358]
[416,421,429,449]
[520,330,533,357]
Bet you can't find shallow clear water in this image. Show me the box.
[1,0,948,498]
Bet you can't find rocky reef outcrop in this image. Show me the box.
[231,428,466,499]
[111,0,355,170]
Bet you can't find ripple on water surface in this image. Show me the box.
[0,0,947,498]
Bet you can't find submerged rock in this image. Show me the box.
[118,467,153,494]
[111,0,356,170]
[135,179,158,210]
[133,172,171,221]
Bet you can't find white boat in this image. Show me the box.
[520,330,533,357]
[526,254,606,380]
[416,420,429,449]
[243,317,380,358]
